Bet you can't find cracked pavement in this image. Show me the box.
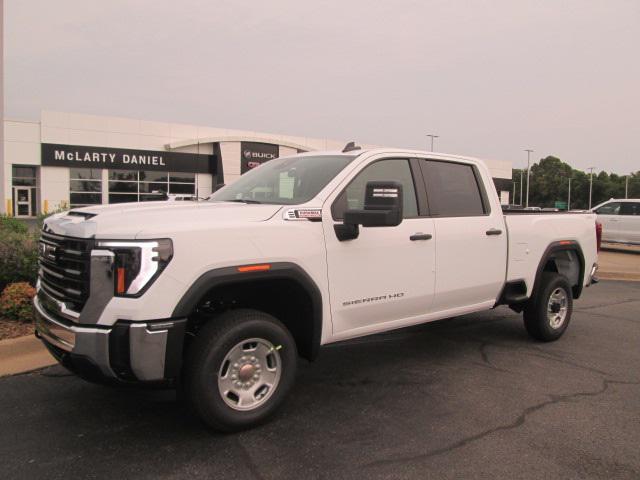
[1,280,639,479]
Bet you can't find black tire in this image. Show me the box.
[183,309,297,432]
[523,272,573,342]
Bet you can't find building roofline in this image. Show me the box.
[165,135,313,152]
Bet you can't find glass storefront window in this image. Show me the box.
[107,171,196,202]
[109,181,139,193]
[70,169,102,208]
[169,173,195,183]
[71,193,102,205]
[12,166,38,216]
[109,193,139,204]
[12,166,37,185]
[109,170,138,181]
[139,171,168,182]
[168,183,196,194]
[70,180,102,192]
[71,168,102,180]
[138,182,168,193]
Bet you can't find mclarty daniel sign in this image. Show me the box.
[241,142,279,174]
[41,143,215,174]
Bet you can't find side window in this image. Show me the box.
[620,202,640,216]
[421,160,486,217]
[332,159,418,220]
[596,202,621,215]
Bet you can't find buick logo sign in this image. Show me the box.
[240,142,279,173]
[243,150,276,160]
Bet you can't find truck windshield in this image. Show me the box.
[209,154,358,205]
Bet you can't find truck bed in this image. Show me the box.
[504,211,598,296]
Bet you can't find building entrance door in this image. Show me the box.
[14,187,33,217]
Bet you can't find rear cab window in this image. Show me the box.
[419,160,488,217]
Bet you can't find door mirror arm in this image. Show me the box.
[334,223,360,241]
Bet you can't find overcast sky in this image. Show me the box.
[4,0,640,173]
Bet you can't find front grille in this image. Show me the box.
[38,231,93,312]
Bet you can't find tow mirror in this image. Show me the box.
[335,181,404,241]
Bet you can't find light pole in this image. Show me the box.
[525,149,533,208]
[625,175,629,199]
[426,134,439,152]
[519,170,523,205]
[587,167,595,209]
[567,177,571,210]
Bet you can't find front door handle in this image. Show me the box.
[486,228,503,236]
[410,233,433,241]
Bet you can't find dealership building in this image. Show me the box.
[1,111,513,217]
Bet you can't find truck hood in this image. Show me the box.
[43,201,283,238]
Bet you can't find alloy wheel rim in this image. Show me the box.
[218,338,282,411]
[547,287,568,329]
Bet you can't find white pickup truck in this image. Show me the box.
[35,147,599,431]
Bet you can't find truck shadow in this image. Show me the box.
[46,307,531,433]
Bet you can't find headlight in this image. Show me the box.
[97,239,173,297]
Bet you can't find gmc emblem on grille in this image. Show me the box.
[40,243,57,260]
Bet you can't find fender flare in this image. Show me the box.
[531,241,586,301]
[172,262,323,360]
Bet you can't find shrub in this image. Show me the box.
[0,228,39,291]
[0,215,29,235]
[0,282,36,323]
[0,211,68,291]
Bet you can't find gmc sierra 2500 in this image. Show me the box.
[35,147,599,431]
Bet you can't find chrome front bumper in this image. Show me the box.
[35,295,186,383]
[35,295,115,377]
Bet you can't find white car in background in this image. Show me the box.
[592,199,640,245]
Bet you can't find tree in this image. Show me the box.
[513,157,638,210]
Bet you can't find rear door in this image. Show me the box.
[418,159,507,312]
[619,202,640,244]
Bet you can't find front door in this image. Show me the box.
[594,201,622,243]
[323,157,436,339]
[14,187,32,217]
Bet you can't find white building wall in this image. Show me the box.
[483,158,512,181]
[1,111,513,215]
[279,146,297,157]
[41,166,70,212]
[219,141,242,185]
[3,120,41,214]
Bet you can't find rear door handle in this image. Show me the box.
[410,233,432,241]
[486,228,503,236]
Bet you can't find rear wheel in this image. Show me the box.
[183,309,297,432]
[523,272,573,342]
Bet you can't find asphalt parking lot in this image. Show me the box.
[1,280,639,480]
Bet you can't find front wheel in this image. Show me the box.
[183,309,297,432]
[523,272,573,342]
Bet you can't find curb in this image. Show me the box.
[601,243,640,255]
[597,273,640,282]
[0,334,56,377]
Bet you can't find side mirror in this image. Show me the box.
[334,181,404,241]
